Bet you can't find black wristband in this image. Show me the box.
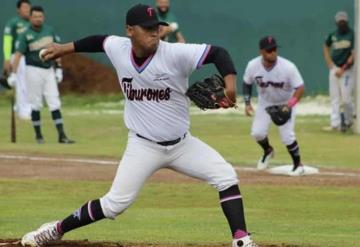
[243,82,252,105]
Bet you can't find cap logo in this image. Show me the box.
[147,7,154,17]
[268,36,273,43]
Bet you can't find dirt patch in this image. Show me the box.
[0,154,359,187]
[60,54,120,94]
[0,239,314,247]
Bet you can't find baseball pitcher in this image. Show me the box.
[243,36,305,176]
[21,4,257,247]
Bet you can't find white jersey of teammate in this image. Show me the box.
[243,56,304,107]
[103,36,210,142]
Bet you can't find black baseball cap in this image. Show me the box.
[259,36,278,50]
[126,4,168,27]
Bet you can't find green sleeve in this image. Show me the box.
[3,35,13,60]
[15,33,27,54]
[3,19,14,60]
[325,34,332,47]
[3,19,13,35]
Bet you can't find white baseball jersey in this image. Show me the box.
[243,56,304,107]
[103,36,210,142]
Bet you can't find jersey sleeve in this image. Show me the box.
[170,43,211,77]
[325,33,332,47]
[103,35,128,65]
[288,63,304,88]
[3,20,14,60]
[15,33,27,54]
[243,61,254,84]
[3,19,13,36]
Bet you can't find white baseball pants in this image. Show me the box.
[329,67,354,127]
[25,65,61,111]
[11,55,31,119]
[100,132,238,219]
[251,104,296,145]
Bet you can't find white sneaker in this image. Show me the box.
[232,235,259,247]
[288,164,305,176]
[21,221,62,247]
[257,148,274,170]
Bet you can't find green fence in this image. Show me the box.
[0,0,354,94]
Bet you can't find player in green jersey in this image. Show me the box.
[11,6,74,144]
[323,11,355,132]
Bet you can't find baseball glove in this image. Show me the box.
[265,104,292,126]
[186,74,231,110]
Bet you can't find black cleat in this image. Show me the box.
[58,137,75,144]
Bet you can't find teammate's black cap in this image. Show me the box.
[259,36,278,50]
[126,4,169,27]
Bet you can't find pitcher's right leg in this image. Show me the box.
[21,133,165,246]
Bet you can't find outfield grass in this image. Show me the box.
[0,180,359,247]
[0,95,359,168]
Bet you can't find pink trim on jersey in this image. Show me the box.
[130,50,155,73]
[102,36,111,52]
[88,201,95,221]
[196,45,211,69]
[220,195,242,203]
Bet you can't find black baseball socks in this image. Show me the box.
[31,110,43,140]
[287,140,301,167]
[59,199,105,234]
[219,185,248,239]
[51,109,66,139]
[257,137,273,155]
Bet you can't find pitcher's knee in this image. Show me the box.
[100,192,135,219]
[211,165,239,191]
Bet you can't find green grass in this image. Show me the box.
[0,95,360,247]
[0,95,359,168]
[0,180,359,247]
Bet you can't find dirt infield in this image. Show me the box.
[1,154,359,247]
[0,154,359,187]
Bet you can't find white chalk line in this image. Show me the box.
[0,154,359,178]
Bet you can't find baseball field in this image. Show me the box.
[0,95,359,247]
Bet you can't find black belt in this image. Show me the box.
[136,133,186,146]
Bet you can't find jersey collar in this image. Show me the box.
[130,49,155,73]
[262,58,277,72]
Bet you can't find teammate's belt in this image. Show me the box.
[136,133,186,146]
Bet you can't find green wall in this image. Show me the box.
[0,0,355,94]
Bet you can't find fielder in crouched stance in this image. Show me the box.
[243,36,305,176]
[21,4,258,247]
